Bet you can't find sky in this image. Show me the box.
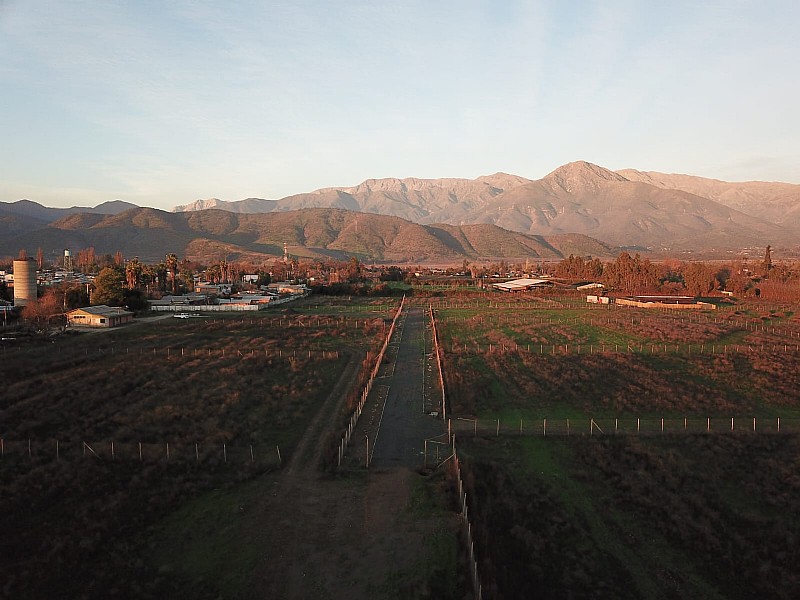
[1,0,799,210]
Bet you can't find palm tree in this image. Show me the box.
[125,257,143,290]
[165,253,179,294]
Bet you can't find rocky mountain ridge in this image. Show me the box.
[5,161,800,254]
[167,161,800,250]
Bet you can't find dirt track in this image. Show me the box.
[245,306,455,599]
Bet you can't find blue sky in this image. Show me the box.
[1,0,798,210]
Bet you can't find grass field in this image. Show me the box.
[459,434,800,600]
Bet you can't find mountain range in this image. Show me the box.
[3,161,799,262]
[170,162,800,252]
[0,207,614,263]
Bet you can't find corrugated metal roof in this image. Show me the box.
[68,305,133,317]
[493,278,552,291]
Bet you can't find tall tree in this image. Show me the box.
[36,247,44,269]
[681,262,718,296]
[77,247,96,272]
[762,245,773,277]
[165,253,179,294]
[21,291,61,331]
[125,257,143,290]
[92,267,126,306]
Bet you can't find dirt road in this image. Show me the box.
[244,306,457,599]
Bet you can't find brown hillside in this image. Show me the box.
[0,207,616,263]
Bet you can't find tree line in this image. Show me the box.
[551,247,795,296]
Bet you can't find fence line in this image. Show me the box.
[337,295,406,467]
[429,305,448,423]
[435,313,800,341]
[449,342,800,356]
[447,434,482,600]
[0,438,283,467]
[433,306,483,599]
[448,416,798,437]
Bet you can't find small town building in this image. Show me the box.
[67,305,134,328]
[221,294,275,306]
[194,282,232,295]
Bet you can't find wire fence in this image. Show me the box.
[337,295,406,467]
[448,342,800,356]
[429,306,447,422]
[0,438,283,468]
[446,435,482,600]
[449,415,800,437]
[437,313,800,338]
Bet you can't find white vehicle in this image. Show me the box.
[173,312,190,319]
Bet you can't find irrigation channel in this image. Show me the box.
[341,306,446,469]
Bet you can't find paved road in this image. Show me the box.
[363,307,445,469]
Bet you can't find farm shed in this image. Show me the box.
[615,296,716,310]
[492,278,553,292]
[150,294,208,306]
[67,305,134,328]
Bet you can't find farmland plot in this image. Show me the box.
[459,434,800,600]
[437,301,800,423]
[435,297,800,600]
[0,301,392,598]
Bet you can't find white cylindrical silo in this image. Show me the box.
[12,259,37,306]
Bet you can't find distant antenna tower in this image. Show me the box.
[64,249,72,271]
[283,242,288,264]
